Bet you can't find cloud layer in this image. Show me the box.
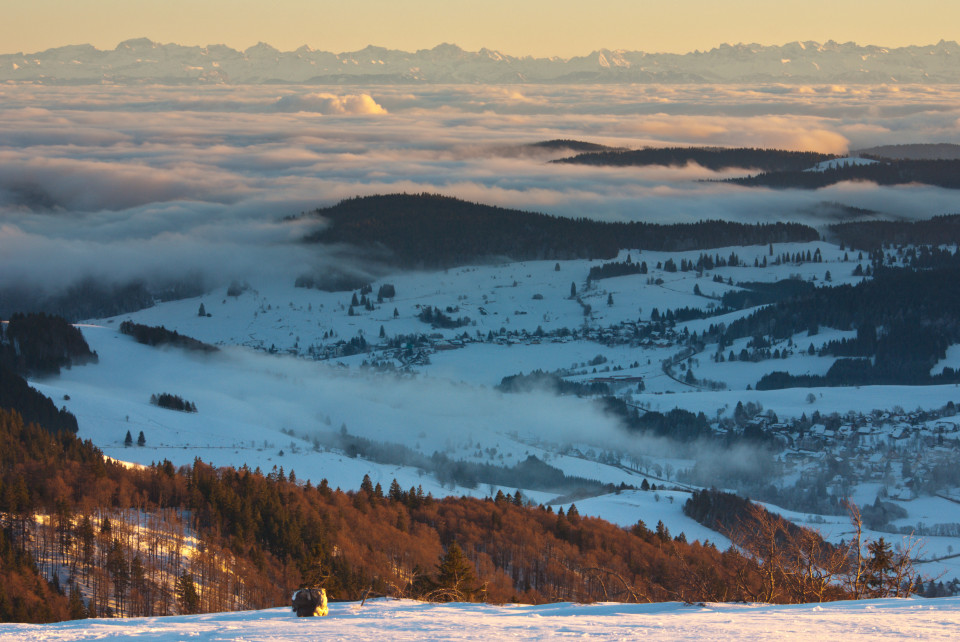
[273,92,387,115]
[2,83,960,296]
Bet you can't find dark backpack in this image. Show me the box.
[291,588,320,616]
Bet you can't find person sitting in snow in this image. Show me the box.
[291,587,328,617]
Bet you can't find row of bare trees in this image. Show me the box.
[19,506,281,618]
[726,501,922,603]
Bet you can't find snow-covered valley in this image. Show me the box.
[16,240,960,587]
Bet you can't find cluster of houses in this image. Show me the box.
[732,409,960,499]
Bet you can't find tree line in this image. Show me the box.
[0,277,206,323]
[303,193,818,270]
[150,393,197,413]
[119,321,217,353]
[721,262,960,387]
[1,392,893,624]
[0,313,95,434]
[553,147,834,172]
[684,489,921,603]
[829,214,960,251]
[1,312,98,376]
[729,159,960,190]
[497,370,611,397]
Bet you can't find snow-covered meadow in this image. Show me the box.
[4,597,960,641]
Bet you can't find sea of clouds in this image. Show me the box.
[2,82,960,295]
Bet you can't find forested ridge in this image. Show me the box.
[829,214,960,251]
[719,260,960,387]
[119,321,218,353]
[553,147,835,172]
[0,278,205,323]
[0,313,96,434]
[1,313,98,376]
[683,489,920,602]
[1,393,867,624]
[729,159,960,190]
[0,366,78,434]
[527,139,618,153]
[303,193,818,269]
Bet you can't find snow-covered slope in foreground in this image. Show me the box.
[3,598,960,641]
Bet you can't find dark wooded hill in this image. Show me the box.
[526,139,620,153]
[302,193,818,269]
[0,313,96,434]
[856,143,960,161]
[0,313,97,376]
[119,321,218,353]
[829,214,960,251]
[729,159,960,190]
[0,278,204,323]
[553,147,835,172]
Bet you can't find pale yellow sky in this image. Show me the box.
[3,0,958,57]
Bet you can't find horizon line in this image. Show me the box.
[4,37,960,59]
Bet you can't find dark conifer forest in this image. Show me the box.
[553,147,835,172]
[0,279,206,324]
[728,159,960,190]
[119,321,218,353]
[1,313,98,376]
[721,260,960,388]
[303,193,818,269]
[829,214,960,250]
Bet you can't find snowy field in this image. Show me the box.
[4,598,960,641]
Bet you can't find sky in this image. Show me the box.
[3,0,959,57]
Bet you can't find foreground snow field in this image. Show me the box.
[3,598,960,641]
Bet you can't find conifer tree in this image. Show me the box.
[388,479,404,502]
[360,474,374,494]
[435,542,478,601]
[175,572,200,614]
[655,520,671,542]
[67,582,87,620]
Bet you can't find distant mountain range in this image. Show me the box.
[3,39,960,84]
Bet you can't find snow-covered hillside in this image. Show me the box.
[3,597,960,641]
[4,39,960,84]
[18,240,960,584]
